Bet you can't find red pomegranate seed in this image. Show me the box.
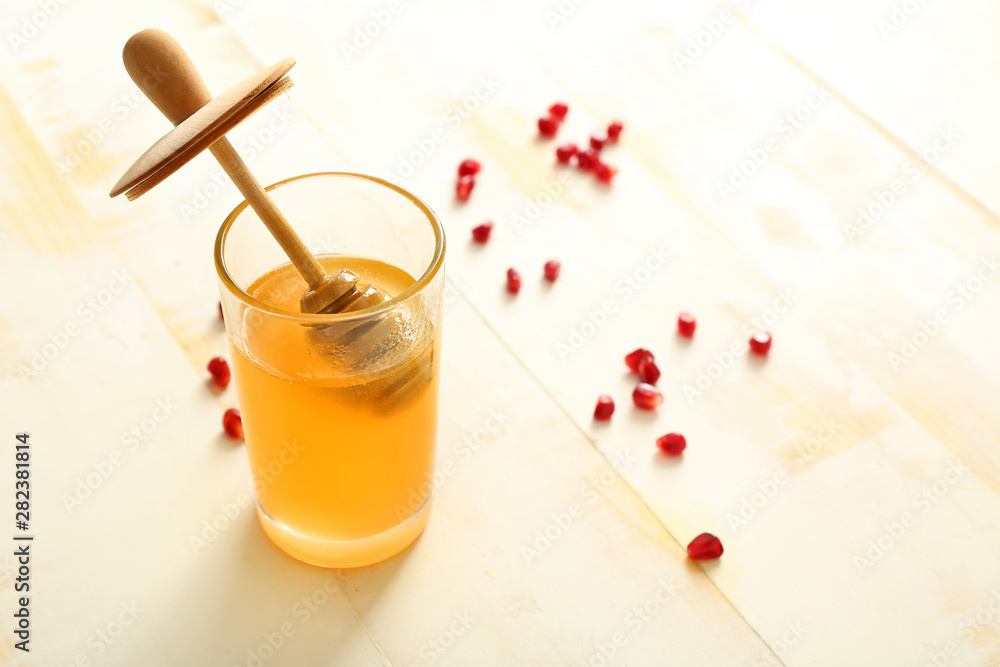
[594,162,617,184]
[458,159,481,178]
[548,102,569,121]
[594,395,615,421]
[207,357,231,389]
[472,221,494,244]
[222,408,244,440]
[656,432,686,456]
[677,312,696,338]
[538,117,559,138]
[749,330,772,355]
[456,175,475,202]
[218,302,224,321]
[625,348,654,372]
[687,533,723,560]
[555,143,578,164]
[506,268,522,295]
[576,149,599,171]
[543,259,561,282]
[632,383,663,410]
[607,120,623,141]
[637,359,660,385]
[590,135,606,152]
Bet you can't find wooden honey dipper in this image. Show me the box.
[109,29,387,316]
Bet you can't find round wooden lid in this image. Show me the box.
[110,58,295,200]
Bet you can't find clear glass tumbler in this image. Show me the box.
[215,172,445,567]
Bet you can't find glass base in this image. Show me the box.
[256,499,431,568]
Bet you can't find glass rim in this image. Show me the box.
[214,171,445,323]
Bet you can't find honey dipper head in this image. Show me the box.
[299,269,360,313]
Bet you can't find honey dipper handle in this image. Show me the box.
[123,29,213,126]
[123,29,327,287]
[208,139,326,286]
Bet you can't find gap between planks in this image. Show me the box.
[455,289,787,666]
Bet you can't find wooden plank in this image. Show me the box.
[222,1,1000,664]
[728,0,1000,219]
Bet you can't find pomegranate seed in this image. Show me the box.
[506,268,522,295]
[222,408,244,440]
[656,433,686,456]
[637,359,660,385]
[538,117,559,138]
[607,120,623,141]
[472,221,494,244]
[594,395,615,421]
[625,348,654,372]
[548,102,569,121]
[456,175,475,202]
[749,331,772,355]
[632,383,663,410]
[458,158,481,177]
[218,302,224,321]
[677,312,696,338]
[555,143,578,164]
[543,259,561,282]
[594,162,617,184]
[575,149,599,171]
[207,357,231,389]
[687,533,723,560]
[590,135,606,152]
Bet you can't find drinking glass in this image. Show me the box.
[215,172,445,567]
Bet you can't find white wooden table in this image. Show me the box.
[2,1,999,665]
